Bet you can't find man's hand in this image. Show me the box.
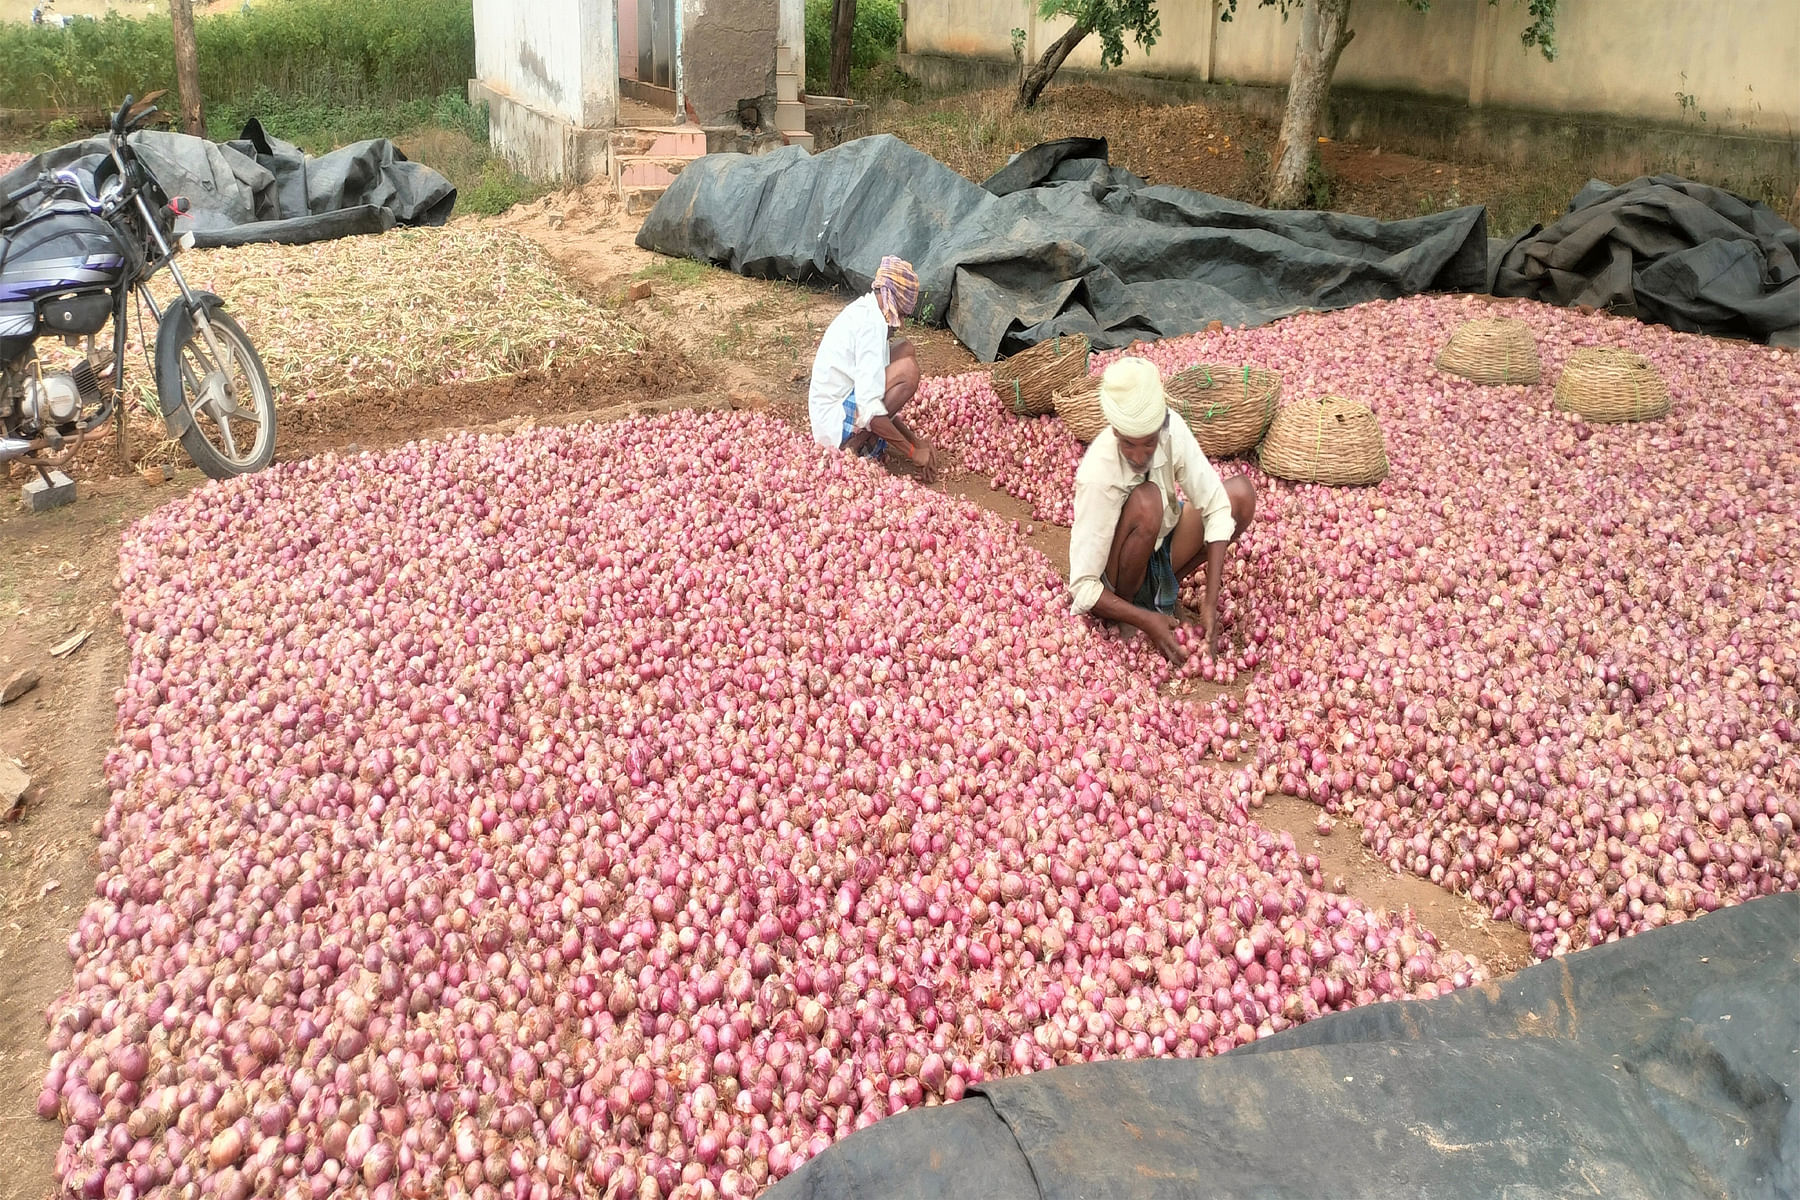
[1146,612,1187,665]
[909,438,939,483]
[1200,605,1222,658]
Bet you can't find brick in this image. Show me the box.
[21,471,75,513]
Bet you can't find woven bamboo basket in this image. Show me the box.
[990,333,1091,416]
[1257,395,1390,486]
[1163,363,1282,458]
[1434,317,1541,385]
[1052,379,1108,443]
[1553,348,1670,422]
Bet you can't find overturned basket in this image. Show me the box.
[990,333,1091,416]
[1553,348,1670,423]
[1258,395,1390,486]
[1434,316,1541,385]
[1051,379,1108,443]
[1164,363,1282,458]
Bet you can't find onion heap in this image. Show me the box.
[48,411,1478,1199]
[910,296,1800,958]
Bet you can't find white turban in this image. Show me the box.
[1098,355,1168,437]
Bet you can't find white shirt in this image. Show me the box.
[1067,420,1235,615]
[808,294,892,448]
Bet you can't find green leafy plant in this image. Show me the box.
[461,158,539,217]
[0,0,474,115]
[1303,149,1333,209]
[804,0,901,96]
[1015,0,1162,109]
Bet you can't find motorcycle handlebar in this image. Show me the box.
[4,174,49,208]
[113,93,136,136]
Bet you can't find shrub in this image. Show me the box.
[803,0,902,96]
[0,0,474,115]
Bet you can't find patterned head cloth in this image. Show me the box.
[872,256,920,328]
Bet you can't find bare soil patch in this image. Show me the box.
[277,338,709,460]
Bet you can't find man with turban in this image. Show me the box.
[808,256,938,480]
[1067,355,1257,663]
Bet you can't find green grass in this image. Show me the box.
[633,258,711,287]
[205,86,487,154]
[0,0,473,114]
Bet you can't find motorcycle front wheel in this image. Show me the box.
[156,307,276,479]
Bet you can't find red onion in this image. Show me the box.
[86,374,1771,1195]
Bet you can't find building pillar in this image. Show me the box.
[779,0,806,89]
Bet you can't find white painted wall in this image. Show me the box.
[474,0,620,128]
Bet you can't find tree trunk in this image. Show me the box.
[169,0,203,137]
[1267,0,1355,209]
[828,0,857,97]
[1016,20,1091,110]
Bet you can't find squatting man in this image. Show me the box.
[807,256,940,481]
[1067,356,1257,664]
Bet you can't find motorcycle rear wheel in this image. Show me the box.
[158,308,276,479]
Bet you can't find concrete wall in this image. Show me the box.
[473,0,619,128]
[681,0,779,129]
[904,0,1800,136]
[620,0,640,81]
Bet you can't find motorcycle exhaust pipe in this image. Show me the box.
[0,423,112,464]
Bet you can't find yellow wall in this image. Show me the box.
[903,0,1034,61]
[906,0,1800,136]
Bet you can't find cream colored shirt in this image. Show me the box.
[1067,420,1235,615]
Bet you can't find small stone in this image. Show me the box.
[21,471,76,513]
[629,281,654,302]
[0,759,28,821]
[0,667,40,705]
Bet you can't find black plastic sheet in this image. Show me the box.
[0,125,454,249]
[635,135,1488,362]
[1492,175,1800,344]
[768,893,1799,1200]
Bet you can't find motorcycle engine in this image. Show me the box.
[20,361,104,430]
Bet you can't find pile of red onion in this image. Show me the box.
[48,412,1480,1198]
[910,296,1799,957]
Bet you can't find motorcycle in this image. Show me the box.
[0,93,276,484]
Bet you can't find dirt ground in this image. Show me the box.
[0,152,1545,1197]
[874,84,1585,236]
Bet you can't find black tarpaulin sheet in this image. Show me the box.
[634,135,1488,362]
[0,125,453,249]
[768,893,1800,1200]
[1492,174,1800,344]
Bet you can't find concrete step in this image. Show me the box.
[609,126,708,157]
[782,129,815,152]
[775,100,807,132]
[776,72,800,104]
[622,185,667,216]
[614,154,695,190]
